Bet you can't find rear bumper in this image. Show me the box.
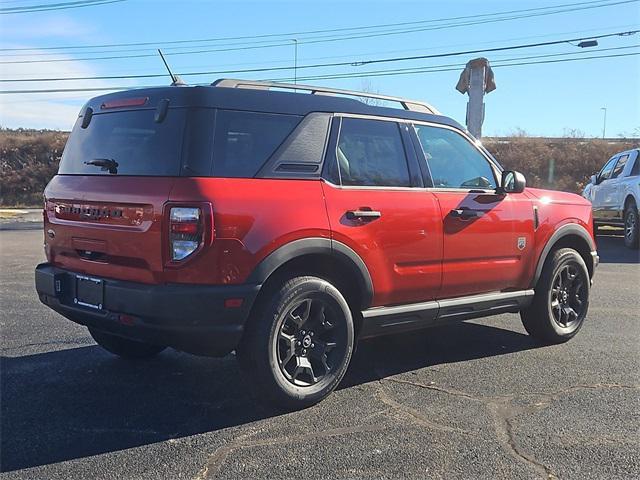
[35,263,260,356]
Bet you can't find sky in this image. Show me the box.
[0,0,638,137]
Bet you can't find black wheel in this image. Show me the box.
[237,276,354,409]
[624,202,639,249]
[520,248,590,344]
[89,328,166,359]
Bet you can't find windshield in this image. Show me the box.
[59,108,186,176]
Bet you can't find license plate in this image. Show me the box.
[75,275,104,310]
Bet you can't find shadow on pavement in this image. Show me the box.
[0,222,42,231]
[595,233,640,264]
[1,321,538,472]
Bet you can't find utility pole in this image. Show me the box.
[600,107,607,139]
[455,58,496,139]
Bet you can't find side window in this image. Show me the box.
[336,117,411,187]
[611,154,629,178]
[414,124,497,189]
[599,157,618,182]
[212,110,301,178]
[631,155,640,177]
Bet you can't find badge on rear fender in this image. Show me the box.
[517,237,526,250]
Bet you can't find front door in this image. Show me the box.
[322,116,442,307]
[412,123,535,299]
[601,153,629,221]
[433,190,535,298]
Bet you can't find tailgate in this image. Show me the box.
[44,175,175,284]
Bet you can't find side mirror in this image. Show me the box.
[499,170,526,194]
[590,174,598,185]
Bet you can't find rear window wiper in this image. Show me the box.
[84,158,119,174]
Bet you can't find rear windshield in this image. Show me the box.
[59,107,301,177]
[59,108,186,176]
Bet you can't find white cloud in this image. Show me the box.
[0,98,85,130]
[0,13,136,130]
[0,49,141,130]
[0,15,96,40]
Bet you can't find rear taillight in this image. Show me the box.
[169,207,203,261]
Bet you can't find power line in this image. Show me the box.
[0,1,49,4]
[272,48,640,82]
[1,0,637,63]
[3,3,636,62]
[0,36,302,58]
[271,51,640,83]
[2,29,637,82]
[6,23,632,77]
[1,0,110,9]
[1,51,637,94]
[0,0,125,14]
[2,22,636,61]
[0,0,625,51]
[2,43,636,85]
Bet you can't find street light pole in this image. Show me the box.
[600,107,607,139]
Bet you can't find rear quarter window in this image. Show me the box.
[212,110,301,177]
[60,108,186,176]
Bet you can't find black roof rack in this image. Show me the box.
[211,78,440,115]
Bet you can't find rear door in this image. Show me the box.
[412,123,535,299]
[44,106,186,284]
[592,156,618,220]
[322,116,442,307]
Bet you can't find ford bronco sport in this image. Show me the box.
[36,79,598,408]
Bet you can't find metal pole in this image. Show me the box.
[600,107,607,139]
[292,39,298,85]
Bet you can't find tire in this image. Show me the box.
[89,328,167,359]
[623,202,639,249]
[520,248,590,344]
[236,276,354,410]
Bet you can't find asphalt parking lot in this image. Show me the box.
[1,229,638,479]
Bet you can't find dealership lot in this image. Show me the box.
[1,229,638,479]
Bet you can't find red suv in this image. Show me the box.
[36,79,598,408]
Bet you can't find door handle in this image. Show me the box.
[346,209,382,221]
[449,208,479,220]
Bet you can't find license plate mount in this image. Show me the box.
[75,275,104,310]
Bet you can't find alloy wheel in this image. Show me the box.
[275,297,346,387]
[549,262,587,329]
[625,210,637,242]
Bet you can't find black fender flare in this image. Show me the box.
[246,237,374,309]
[531,223,596,287]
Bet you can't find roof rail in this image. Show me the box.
[211,78,440,115]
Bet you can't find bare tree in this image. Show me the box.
[562,128,586,139]
[357,79,385,106]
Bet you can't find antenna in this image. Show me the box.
[158,49,185,86]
